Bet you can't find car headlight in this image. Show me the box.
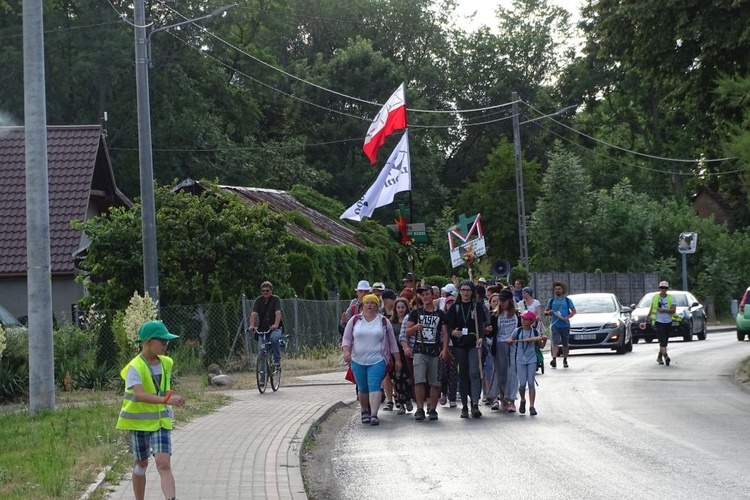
[604,321,620,329]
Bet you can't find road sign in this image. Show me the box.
[387,222,428,243]
[678,232,697,254]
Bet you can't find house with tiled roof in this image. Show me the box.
[0,125,131,321]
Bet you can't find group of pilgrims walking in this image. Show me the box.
[339,273,551,426]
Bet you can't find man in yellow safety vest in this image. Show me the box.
[648,281,677,366]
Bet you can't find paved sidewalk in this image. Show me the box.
[106,371,355,500]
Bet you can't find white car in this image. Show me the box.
[565,293,633,354]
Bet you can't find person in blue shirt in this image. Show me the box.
[543,281,576,368]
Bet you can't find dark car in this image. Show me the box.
[630,291,707,343]
[566,293,633,354]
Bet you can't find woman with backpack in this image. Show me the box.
[342,294,402,426]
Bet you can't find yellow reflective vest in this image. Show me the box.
[116,354,174,431]
[650,294,681,323]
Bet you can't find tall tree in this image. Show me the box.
[528,145,592,271]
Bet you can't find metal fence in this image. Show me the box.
[528,272,660,308]
[155,297,350,373]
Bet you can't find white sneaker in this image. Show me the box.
[439,396,447,406]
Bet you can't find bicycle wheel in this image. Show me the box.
[256,350,267,394]
[270,359,281,392]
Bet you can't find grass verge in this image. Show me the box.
[0,351,344,499]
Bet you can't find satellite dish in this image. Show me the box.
[492,259,511,277]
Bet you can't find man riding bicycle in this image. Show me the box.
[248,281,283,367]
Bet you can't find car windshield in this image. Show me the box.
[637,293,690,308]
[570,296,617,314]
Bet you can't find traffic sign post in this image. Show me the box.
[678,232,697,290]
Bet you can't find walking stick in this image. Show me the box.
[474,298,483,382]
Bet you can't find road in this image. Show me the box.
[326,329,750,500]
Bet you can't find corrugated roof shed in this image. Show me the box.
[172,179,363,249]
[222,186,364,249]
[0,125,131,276]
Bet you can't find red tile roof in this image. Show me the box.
[0,125,131,277]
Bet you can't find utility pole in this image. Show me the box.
[133,1,235,305]
[134,0,159,304]
[24,0,55,414]
[512,92,529,268]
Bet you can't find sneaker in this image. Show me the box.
[657,355,664,365]
[563,359,569,368]
[449,401,457,408]
[406,401,414,412]
[460,406,469,418]
[383,401,394,411]
[491,401,500,411]
[370,415,380,426]
[665,355,671,366]
[484,399,493,406]
[519,400,526,414]
[439,395,447,406]
[428,409,438,421]
[507,402,516,413]
[397,405,406,415]
[471,404,482,418]
[550,359,557,368]
[529,407,537,416]
[414,408,426,421]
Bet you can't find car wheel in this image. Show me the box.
[738,331,747,342]
[697,318,707,341]
[683,321,693,342]
[625,335,633,353]
[645,337,654,343]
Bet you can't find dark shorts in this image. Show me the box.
[551,326,570,347]
[655,322,670,347]
[130,428,172,461]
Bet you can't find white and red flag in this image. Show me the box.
[362,83,407,164]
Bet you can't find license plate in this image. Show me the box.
[575,334,596,340]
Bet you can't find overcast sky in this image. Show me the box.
[454,0,583,30]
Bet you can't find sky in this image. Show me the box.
[454,0,583,31]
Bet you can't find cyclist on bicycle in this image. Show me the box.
[249,281,283,367]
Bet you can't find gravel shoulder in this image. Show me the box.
[301,402,355,500]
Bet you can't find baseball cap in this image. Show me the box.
[498,289,514,302]
[382,289,397,300]
[658,281,669,288]
[372,282,385,291]
[416,284,432,293]
[403,272,415,282]
[520,310,537,322]
[441,283,457,294]
[138,321,180,342]
[355,280,371,291]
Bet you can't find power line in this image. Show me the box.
[522,100,738,164]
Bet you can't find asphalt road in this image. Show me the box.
[326,329,750,500]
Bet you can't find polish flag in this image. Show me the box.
[362,83,407,164]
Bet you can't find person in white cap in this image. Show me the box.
[339,280,371,335]
[648,281,676,366]
[436,283,457,310]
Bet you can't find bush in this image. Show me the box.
[422,255,448,276]
[421,275,451,288]
[0,363,28,403]
[288,252,316,296]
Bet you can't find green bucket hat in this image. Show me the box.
[138,321,180,342]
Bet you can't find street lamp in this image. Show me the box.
[133,1,236,304]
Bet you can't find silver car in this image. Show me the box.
[565,293,633,354]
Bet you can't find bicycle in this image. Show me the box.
[252,329,289,394]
